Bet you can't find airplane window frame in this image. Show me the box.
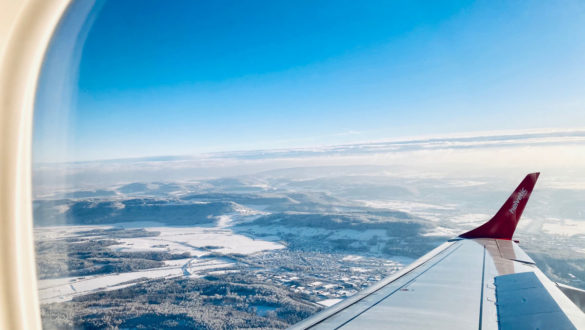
[0,1,72,329]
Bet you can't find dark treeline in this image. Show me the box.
[35,229,190,279]
[41,275,321,329]
[33,199,235,226]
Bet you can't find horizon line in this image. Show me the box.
[33,126,585,165]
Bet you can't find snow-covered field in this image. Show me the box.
[242,225,387,242]
[421,226,460,237]
[39,257,240,304]
[449,213,491,224]
[360,200,456,213]
[34,225,112,240]
[317,298,343,307]
[39,264,187,304]
[359,200,459,223]
[542,219,585,236]
[110,224,284,256]
[37,218,284,304]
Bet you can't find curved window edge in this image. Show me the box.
[0,1,71,329]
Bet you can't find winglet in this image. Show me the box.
[459,173,540,240]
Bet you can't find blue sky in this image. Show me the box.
[34,0,585,162]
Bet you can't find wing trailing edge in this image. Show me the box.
[459,172,540,240]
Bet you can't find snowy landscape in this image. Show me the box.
[33,131,585,329]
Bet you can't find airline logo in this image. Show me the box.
[508,188,528,215]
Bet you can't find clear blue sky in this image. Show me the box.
[34,0,585,162]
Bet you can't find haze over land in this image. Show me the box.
[34,129,585,328]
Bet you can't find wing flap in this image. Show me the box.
[495,239,535,264]
[496,272,576,330]
[557,283,585,313]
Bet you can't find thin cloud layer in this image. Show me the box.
[32,128,585,192]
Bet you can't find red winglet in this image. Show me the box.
[459,173,540,240]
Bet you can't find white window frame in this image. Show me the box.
[0,1,71,329]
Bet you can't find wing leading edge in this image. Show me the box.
[291,173,585,329]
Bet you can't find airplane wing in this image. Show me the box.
[291,173,585,329]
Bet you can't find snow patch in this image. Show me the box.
[318,298,343,307]
[450,213,490,224]
[542,219,585,236]
[422,226,459,237]
[342,255,363,261]
[110,225,285,256]
[360,200,456,212]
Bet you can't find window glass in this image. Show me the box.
[34,1,585,328]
